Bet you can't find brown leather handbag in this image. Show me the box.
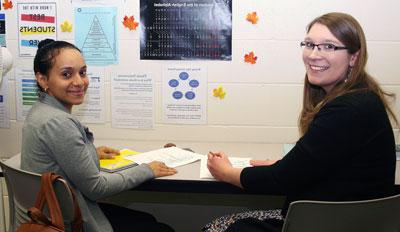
[17,172,83,232]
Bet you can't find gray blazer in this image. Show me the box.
[21,92,154,232]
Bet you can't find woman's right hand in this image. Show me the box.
[148,161,177,177]
[207,151,243,188]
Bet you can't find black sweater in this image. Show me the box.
[240,91,396,215]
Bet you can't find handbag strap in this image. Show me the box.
[28,206,53,225]
[65,178,83,232]
[30,172,83,231]
[32,173,64,229]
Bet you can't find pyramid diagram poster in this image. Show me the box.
[75,7,118,65]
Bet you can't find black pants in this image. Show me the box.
[99,202,174,232]
[225,218,283,232]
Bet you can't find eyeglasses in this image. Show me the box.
[300,41,348,53]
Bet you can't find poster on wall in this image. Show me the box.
[17,2,57,57]
[111,72,154,129]
[140,0,232,60]
[71,0,125,5]
[16,67,38,121]
[72,67,106,123]
[0,75,10,128]
[75,7,118,66]
[162,66,207,124]
[0,13,6,46]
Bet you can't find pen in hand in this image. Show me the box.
[209,151,222,158]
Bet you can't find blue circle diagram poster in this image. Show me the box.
[162,66,207,124]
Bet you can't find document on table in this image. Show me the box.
[124,146,203,168]
[200,156,252,179]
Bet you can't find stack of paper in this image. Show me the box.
[124,146,203,168]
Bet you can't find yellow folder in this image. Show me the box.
[100,149,139,173]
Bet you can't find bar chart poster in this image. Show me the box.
[140,0,232,60]
[16,68,38,121]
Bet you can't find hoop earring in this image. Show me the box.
[44,87,48,92]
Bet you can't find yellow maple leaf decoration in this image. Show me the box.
[213,86,226,100]
[246,12,259,24]
[123,15,139,30]
[60,20,73,32]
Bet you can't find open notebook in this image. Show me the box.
[124,146,202,168]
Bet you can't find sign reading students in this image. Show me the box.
[17,2,57,57]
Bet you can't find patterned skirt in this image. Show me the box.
[202,209,283,232]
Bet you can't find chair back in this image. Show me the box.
[282,194,400,232]
[0,154,76,232]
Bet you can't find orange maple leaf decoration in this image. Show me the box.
[244,52,257,64]
[246,12,259,24]
[3,0,13,10]
[123,15,139,30]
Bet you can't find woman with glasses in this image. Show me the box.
[203,12,398,232]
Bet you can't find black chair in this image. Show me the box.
[282,195,400,232]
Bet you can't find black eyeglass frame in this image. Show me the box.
[300,41,348,51]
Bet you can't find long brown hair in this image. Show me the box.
[299,12,398,135]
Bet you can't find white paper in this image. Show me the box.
[0,76,10,128]
[200,156,252,179]
[124,147,203,168]
[72,67,105,123]
[16,67,38,121]
[162,66,207,124]
[17,2,57,57]
[111,72,154,129]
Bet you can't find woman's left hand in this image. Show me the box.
[250,159,278,166]
[96,146,120,159]
[148,161,177,177]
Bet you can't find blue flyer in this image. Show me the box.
[75,7,118,65]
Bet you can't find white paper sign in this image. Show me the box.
[162,66,207,124]
[0,76,10,128]
[17,2,57,57]
[111,72,154,129]
[72,67,105,123]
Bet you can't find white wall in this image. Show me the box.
[1,0,400,157]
